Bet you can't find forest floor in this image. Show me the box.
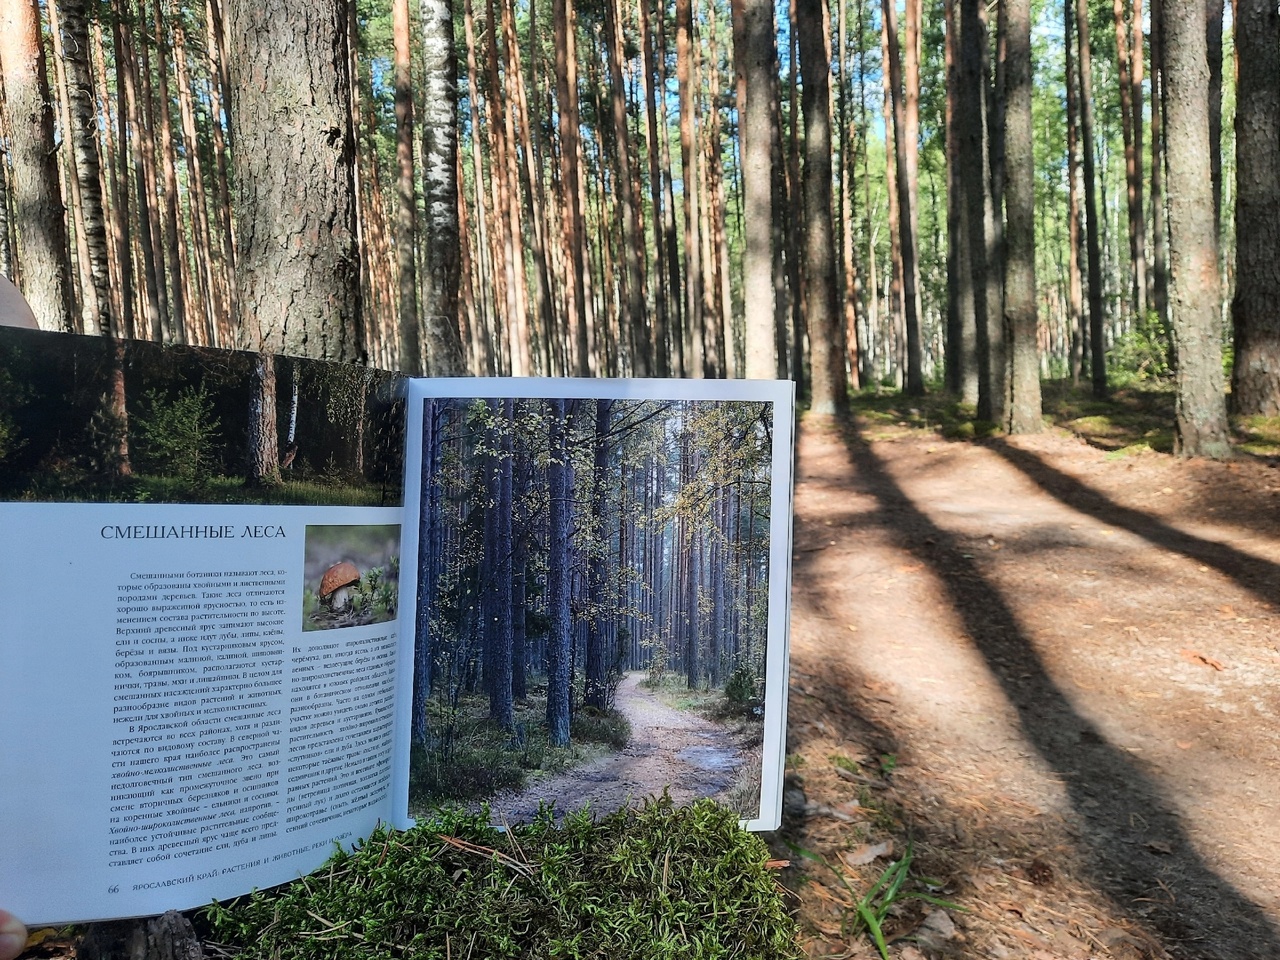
[484,672,759,824]
[777,398,1280,960]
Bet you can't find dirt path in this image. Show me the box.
[782,418,1280,960]
[485,673,747,823]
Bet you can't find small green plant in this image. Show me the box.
[830,754,860,775]
[787,840,964,960]
[133,385,222,480]
[1110,310,1172,385]
[571,706,631,750]
[878,753,898,775]
[724,665,758,706]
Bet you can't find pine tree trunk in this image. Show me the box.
[603,0,647,376]
[882,15,904,389]
[739,0,776,379]
[172,6,219,346]
[95,20,137,338]
[115,4,164,342]
[797,0,846,415]
[152,0,190,344]
[392,0,419,373]
[585,399,612,710]
[459,0,494,374]
[1130,0,1148,312]
[958,0,1000,418]
[1075,0,1107,396]
[786,0,804,388]
[944,0,977,401]
[0,0,73,331]
[675,0,706,377]
[1149,0,1170,327]
[553,0,591,376]
[1163,0,1231,457]
[1064,0,1086,384]
[223,0,361,359]
[883,0,924,394]
[1229,0,1280,415]
[836,0,861,390]
[1113,0,1145,321]
[639,0,671,376]
[205,0,237,325]
[508,0,555,375]
[546,399,573,747]
[1206,0,1223,242]
[1003,0,1042,432]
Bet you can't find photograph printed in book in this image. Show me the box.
[401,380,794,831]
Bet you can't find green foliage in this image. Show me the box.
[410,737,531,803]
[0,362,27,464]
[133,385,222,481]
[787,840,963,960]
[572,707,632,750]
[1236,415,1280,456]
[1109,312,1173,386]
[724,666,758,706]
[203,798,801,960]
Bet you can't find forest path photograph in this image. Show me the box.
[780,414,1280,960]
[484,672,754,824]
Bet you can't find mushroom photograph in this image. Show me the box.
[302,524,400,630]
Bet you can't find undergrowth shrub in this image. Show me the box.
[203,797,800,960]
[571,706,631,750]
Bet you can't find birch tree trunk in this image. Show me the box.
[420,0,465,375]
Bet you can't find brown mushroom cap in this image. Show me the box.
[319,561,361,599]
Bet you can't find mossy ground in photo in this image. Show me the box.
[202,798,800,960]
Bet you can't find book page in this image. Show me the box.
[0,330,409,924]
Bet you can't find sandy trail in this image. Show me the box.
[785,418,1280,959]
[485,673,747,823]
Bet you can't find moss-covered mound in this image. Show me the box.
[203,798,800,960]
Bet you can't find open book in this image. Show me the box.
[0,328,793,924]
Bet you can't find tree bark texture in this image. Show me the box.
[223,0,361,359]
[393,0,420,374]
[1075,0,1107,396]
[958,0,1001,421]
[1230,0,1280,415]
[0,0,73,331]
[420,0,465,375]
[1163,0,1232,457]
[882,0,924,395]
[740,0,776,379]
[796,0,846,416]
[1002,0,1042,432]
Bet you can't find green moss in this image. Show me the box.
[1236,415,1280,456]
[203,799,801,960]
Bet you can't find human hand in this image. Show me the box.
[0,909,26,960]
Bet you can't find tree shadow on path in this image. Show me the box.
[835,423,1280,960]
[987,439,1280,608]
